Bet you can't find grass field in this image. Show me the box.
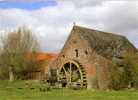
[0,80,138,100]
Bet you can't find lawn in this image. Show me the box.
[0,80,138,100]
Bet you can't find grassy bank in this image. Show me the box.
[0,80,138,100]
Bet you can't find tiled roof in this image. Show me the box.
[26,52,58,62]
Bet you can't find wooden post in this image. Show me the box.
[9,66,14,82]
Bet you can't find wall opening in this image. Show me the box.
[85,50,88,55]
[73,40,77,44]
[62,55,65,58]
[75,49,78,57]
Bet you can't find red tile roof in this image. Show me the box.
[26,52,58,62]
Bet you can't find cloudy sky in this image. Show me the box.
[0,0,138,52]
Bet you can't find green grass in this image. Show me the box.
[0,80,138,100]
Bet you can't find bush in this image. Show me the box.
[110,53,138,90]
[123,53,138,88]
[110,61,128,90]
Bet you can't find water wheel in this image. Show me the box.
[59,60,87,88]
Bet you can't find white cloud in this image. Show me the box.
[58,0,105,7]
[0,0,138,52]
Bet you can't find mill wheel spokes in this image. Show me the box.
[60,61,82,85]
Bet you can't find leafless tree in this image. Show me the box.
[0,27,40,81]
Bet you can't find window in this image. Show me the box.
[62,55,65,58]
[85,50,88,55]
[73,40,77,44]
[75,49,78,57]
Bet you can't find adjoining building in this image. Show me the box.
[26,52,58,80]
[49,25,137,90]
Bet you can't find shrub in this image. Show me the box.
[110,53,138,90]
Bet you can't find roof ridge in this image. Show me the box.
[73,25,126,38]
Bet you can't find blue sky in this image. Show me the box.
[0,0,57,10]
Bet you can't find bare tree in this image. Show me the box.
[0,27,40,81]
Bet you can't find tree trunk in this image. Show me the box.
[9,66,14,81]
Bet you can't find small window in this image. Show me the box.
[75,49,78,57]
[62,55,65,58]
[73,40,77,44]
[85,50,88,55]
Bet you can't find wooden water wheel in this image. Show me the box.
[59,60,87,88]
